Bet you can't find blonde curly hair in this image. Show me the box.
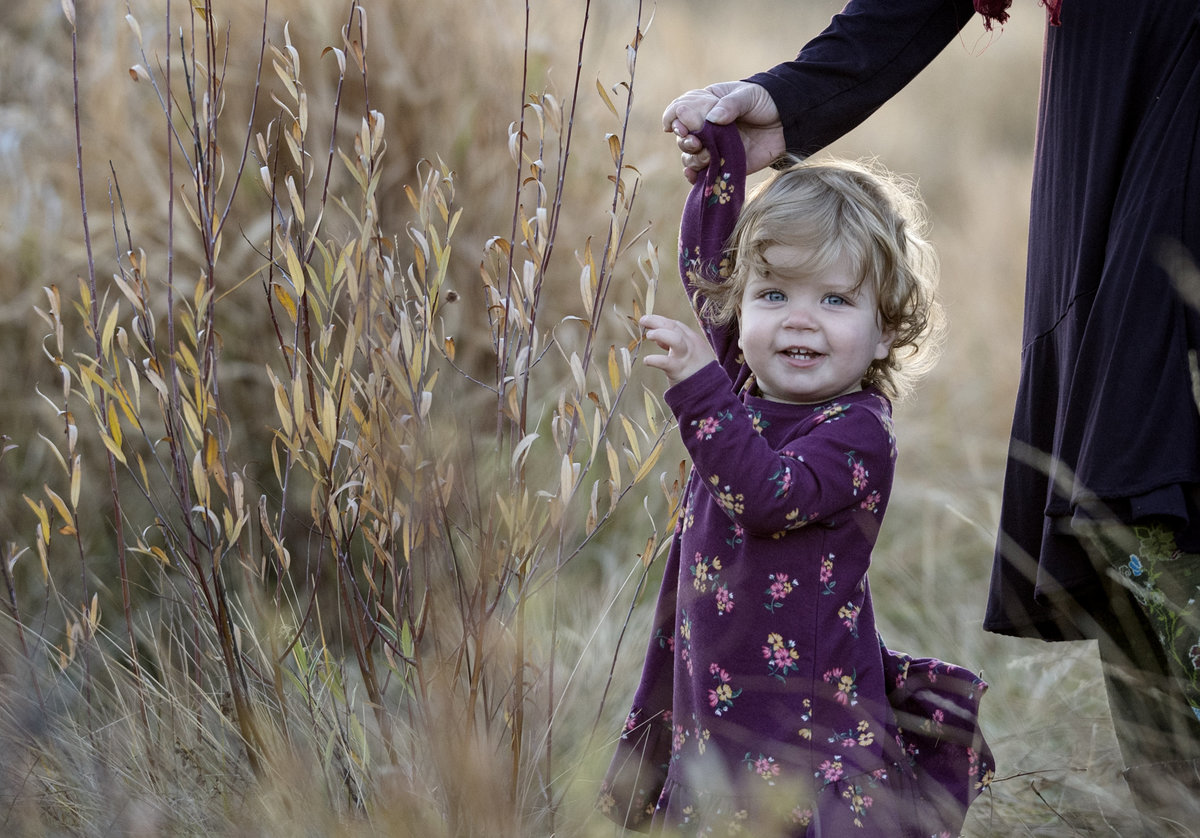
[695,157,945,401]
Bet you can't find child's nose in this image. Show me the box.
[782,302,817,329]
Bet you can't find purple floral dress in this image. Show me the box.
[598,123,993,836]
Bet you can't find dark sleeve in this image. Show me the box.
[677,121,748,383]
[748,0,978,157]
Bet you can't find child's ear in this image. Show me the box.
[873,327,896,361]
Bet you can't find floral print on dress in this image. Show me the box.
[842,779,875,828]
[829,719,877,751]
[679,610,693,677]
[768,463,794,498]
[763,633,801,681]
[798,697,814,741]
[818,756,846,786]
[744,752,782,785]
[692,409,732,441]
[708,475,746,516]
[1114,522,1200,721]
[969,746,994,791]
[839,601,863,638]
[708,663,742,716]
[714,582,734,615]
[814,403,848,425]
[706,166,734,206]
[746,407,769,435]
[764,572,798,612]
[821,554,837,596]
[679,497,695,535]
[825,667,860,707]
[847,451,869,496]
[691,716,712,756]
[690,552,722,593]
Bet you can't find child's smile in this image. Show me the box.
[737,245,894,404]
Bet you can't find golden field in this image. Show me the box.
[0,1,1144,834]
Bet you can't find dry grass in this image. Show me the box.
[0,1,1151,835]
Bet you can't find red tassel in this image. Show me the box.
[975,0,1063,30]
[974,0,1011,30]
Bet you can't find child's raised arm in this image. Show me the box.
[677,122,749,388]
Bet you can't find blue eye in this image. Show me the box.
[823,294,848,306]
[763,290,786,302]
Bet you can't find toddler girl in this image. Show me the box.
[598,122,993,836]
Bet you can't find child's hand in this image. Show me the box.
[640,314,716,386]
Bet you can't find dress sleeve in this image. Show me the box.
[667,365,894,538]
[748,0,977,157]
[677,122,749,385]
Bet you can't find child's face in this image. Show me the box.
[737,244,894,405]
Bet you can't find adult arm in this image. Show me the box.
[751,0,977,156]
[665,0,978,175]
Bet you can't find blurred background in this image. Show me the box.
[0,0,1136,834]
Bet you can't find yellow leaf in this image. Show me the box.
[292,373,306,439]
[69,454,81,509]
[100,431,127,465]
[621,415,642,461]
[587,480,600,534]
[205,433,218,470]
[116,378,139,426]
[24,496,50,543]
[125,13,143,47]
[101,304,120,359]
[286,175,305,227]
[511,433,539,472]
[607,133,621,166]
[569,353,586,395]
[639,535,656,569]
[559,453,578,499]
[578,263,594,319]
[595,77,618,118]
[285,242,306,298]
[107,400,123,450]
[633,437,665,485]
[192,450,209,509]
[180,399,203,447]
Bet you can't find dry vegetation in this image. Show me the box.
[0,0,1145,835]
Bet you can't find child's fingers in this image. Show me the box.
[639,313,673,331]
[643,353,670,372]
[639,314,682,351]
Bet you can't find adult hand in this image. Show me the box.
[640,314,716,386]
[662,81,785,182]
